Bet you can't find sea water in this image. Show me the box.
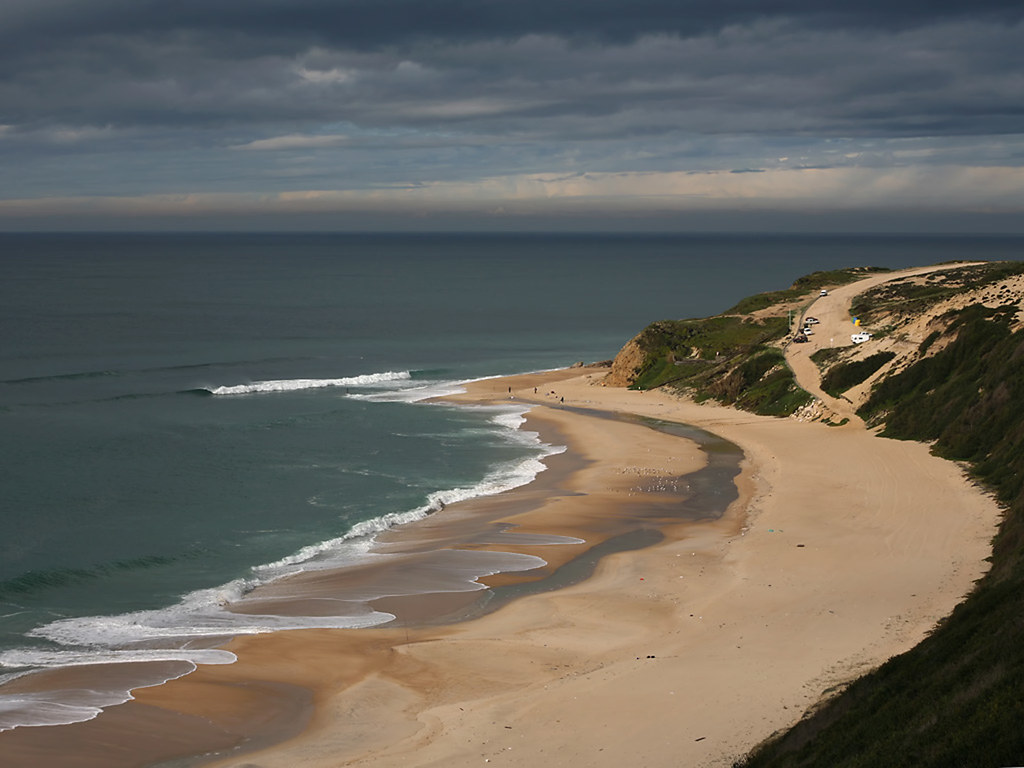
[1,231,1021,730]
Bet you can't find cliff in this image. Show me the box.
[604,335,645,387]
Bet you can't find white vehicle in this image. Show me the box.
[805,316,820,324]
[803,327,814,335]
[851,332,872,344]
[820,289,828,296]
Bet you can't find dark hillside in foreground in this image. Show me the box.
[737,295,1024,767]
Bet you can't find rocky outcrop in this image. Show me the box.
[604,334,646,387]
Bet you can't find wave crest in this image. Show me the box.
[204,371,411,396]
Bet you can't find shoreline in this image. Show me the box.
[0,366,1002,768]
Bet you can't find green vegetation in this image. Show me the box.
[809,347,845,369]
[622,267,901,416]
[703,348,813,416]
[630,315,789,390]
[726,267,890,314]
[737,300,1024,768]
[627,314,810,416]
[918,330,941,355]
[851,261,1024,326]
[819,351,895,397]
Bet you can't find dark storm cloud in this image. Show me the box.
[0,8,1019,141]
[2,1,1022,131]
[2,0,1021,50]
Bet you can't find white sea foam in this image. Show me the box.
[0,655,218,732]
[0,647,236,672]
[343,367,568,405]
[0,690,126,732]
[244,550,549,610]
[345,378,466,403]
[346,369,560,404]
[206,370,411,396]
[2,593,391,731]
[27,581,395,651]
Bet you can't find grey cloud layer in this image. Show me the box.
[4,8,1021,135]
[3,0,1020,47]
[1,1,1022,209]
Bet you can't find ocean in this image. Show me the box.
[1,231,1021,731]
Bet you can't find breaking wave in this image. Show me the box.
[201,371,412,396]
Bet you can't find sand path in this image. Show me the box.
[785,263,983,424]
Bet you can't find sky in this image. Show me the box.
[2,0,1023,232]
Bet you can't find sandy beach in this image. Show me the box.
[0,320,1003,767]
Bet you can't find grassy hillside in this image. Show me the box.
[736,298,1024,768]
[818,351,895,397]
[850,261,1024,327]
[620,268,892,416]
[627,314,810,416]
[725,267,890,314]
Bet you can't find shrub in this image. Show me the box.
[820,352,896,397]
